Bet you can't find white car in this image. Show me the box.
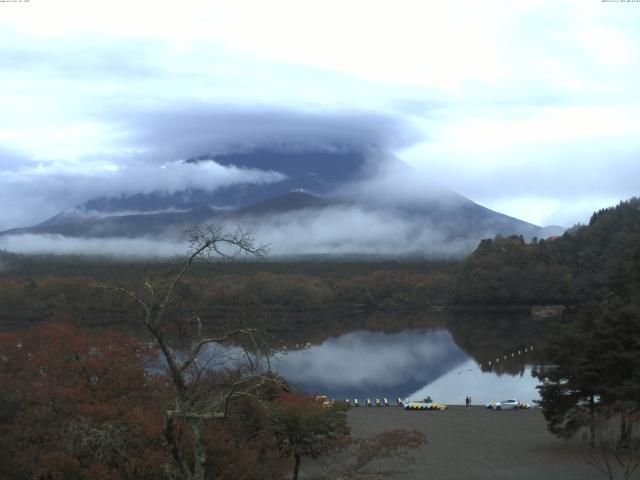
[486,399,520,410]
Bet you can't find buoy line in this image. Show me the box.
[482,344,535,369]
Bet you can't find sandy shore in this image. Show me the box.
[343,406,630,480]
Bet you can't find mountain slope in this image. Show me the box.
[3,206,218,238]
[232,191,341,217]
[0,148,561,257]
[79,149,369,215]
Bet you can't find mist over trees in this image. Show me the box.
[1,198,639,330]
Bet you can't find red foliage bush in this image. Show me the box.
[0,323,169,480]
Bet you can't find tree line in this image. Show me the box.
[2,199,639,316]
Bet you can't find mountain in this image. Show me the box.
[78,149,369,215]
[0,148,563,257]
[1,193,339,239]
[3,206,218,238]
[233,191,341,217]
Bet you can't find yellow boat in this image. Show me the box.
[404,401,448,410]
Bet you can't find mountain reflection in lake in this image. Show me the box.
[270,329,541,405]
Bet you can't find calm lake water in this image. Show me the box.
[270,329,542,406]
[1,307,547,407]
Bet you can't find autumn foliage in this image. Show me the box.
[269,393,349,479]
[0,322,427,480]
[0,323,169,480]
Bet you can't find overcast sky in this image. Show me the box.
[1,0,639,230]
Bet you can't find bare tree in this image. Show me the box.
[95,225,273,480]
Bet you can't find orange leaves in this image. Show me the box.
[0,322,169,479]
[278,391,315,406]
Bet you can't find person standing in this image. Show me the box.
[468,396,472,408]
[465,396,470,408]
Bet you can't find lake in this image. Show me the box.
[1,306,549,407]
[270,327,543,406]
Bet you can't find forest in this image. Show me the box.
[1,198,638,326]
[0,198,639,479]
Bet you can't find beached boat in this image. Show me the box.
[404,401,448,410]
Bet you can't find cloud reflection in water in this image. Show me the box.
[409,359,541,405]
[271,329,468,400]
[195,328,542,405]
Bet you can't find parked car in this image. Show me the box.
[486,399,520,410]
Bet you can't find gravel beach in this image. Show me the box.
[344,406,634,480]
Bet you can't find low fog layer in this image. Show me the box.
[0,203,490,258]
[243,206,483,258]
[0,234,188,258]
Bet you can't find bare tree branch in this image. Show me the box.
[96,224,270,480]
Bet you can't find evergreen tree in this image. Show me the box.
[535,299,640,444]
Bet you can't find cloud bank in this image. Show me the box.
[244,207,479,258]
[0,204,484,259]
[0,157,286,231]
[0,234,187,258]
[0,105,417,231]
[114,105,420,162]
